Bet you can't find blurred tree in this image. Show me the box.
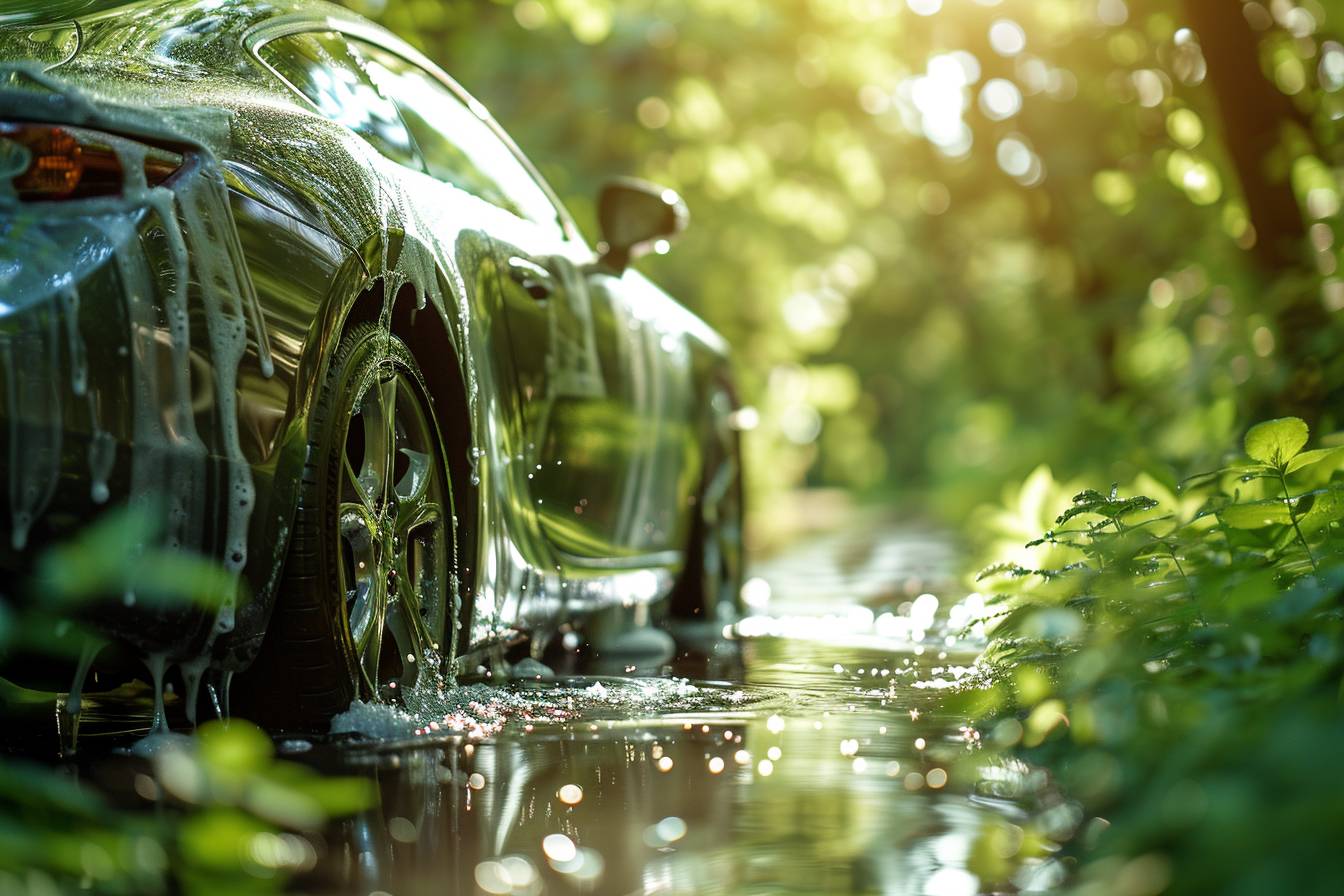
[1183,0,1330,416]
[1186,0,1310,268]
[341,0,1344,530]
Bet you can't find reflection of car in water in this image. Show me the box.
[318,724,746,895]
[0,0,744,729]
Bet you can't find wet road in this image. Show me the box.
[69,517,1074,894]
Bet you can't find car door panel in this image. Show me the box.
[501,253,697,564]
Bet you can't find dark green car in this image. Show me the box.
[0,0,743,728]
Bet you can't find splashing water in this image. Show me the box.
[331,653,765,743]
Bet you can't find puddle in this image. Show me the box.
[281,630,1068,896]
[27,522,1074,895]
[286,568,1065,896]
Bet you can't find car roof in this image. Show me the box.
[1,0,413,71]
[0,0,586,244]
[2,0,344,30]
[0,0,466,128]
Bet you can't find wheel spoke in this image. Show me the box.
[394,447,442,535]
[395,447,431,504]
[397,494,441,537]
[408,570,440,655]
[357,375,398,507]
[343,451,375,512]
[387,577,429,678]
[354,575,387,693]
[348,579,373,639]
[339,502,378,616]
[377,375,399,507]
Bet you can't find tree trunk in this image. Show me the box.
[1184,0,1309,270]
[1185,0,1333,415]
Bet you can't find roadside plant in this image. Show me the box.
[0,504,374,894]
[961,417,1344,895]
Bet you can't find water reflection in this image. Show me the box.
[294,629,1063,895]
[39,524,1071,894]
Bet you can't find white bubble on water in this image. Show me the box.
[328,661,767,744]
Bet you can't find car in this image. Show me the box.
[0,0,744,730]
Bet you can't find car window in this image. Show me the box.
[259,31,423,173]
[351,39,566,236]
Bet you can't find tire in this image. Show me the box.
[243,324,461,730]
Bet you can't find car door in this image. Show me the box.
[357,45,673,566]
[511,261,694,565]
[484,182,693,568]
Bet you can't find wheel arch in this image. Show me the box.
[334,264,481,661]
[230,234,481,669]
[313,231,483,585]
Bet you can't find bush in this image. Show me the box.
[965,417,1344,894]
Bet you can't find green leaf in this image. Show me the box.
[0,760,112,821]
[1219,499,1294,529]
[1295,486,1344,534]
[976,563,1037,581]
[32,503,237,610]
[197,720,274,776]
[177,808,269,871]
[1055,492,1158,526]
[1244,417,1309,467]
[1285,446,1344,475]
[1180,465,1271,489]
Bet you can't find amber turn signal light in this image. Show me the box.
[1,122,183,200]
[9,124,83,196]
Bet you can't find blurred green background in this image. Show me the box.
[13,4,1344,892]
[341,0,1344,542]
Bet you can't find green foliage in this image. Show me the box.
[31,503,239,611]
[1244,417,1310,467]
[153,721,374,894]
[1,504,240,664]
[968,417,1344,894]
[0,759,167,894]
[1,718,375,894]
[0,506,373,894]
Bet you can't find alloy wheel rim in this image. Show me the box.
[336,365,449,699]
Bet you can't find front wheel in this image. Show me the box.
[246,324,461,730]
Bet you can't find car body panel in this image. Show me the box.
[0,0,739,682]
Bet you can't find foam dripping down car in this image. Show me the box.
[0,0,744,733]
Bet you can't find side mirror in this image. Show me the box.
[596,177,688,273]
